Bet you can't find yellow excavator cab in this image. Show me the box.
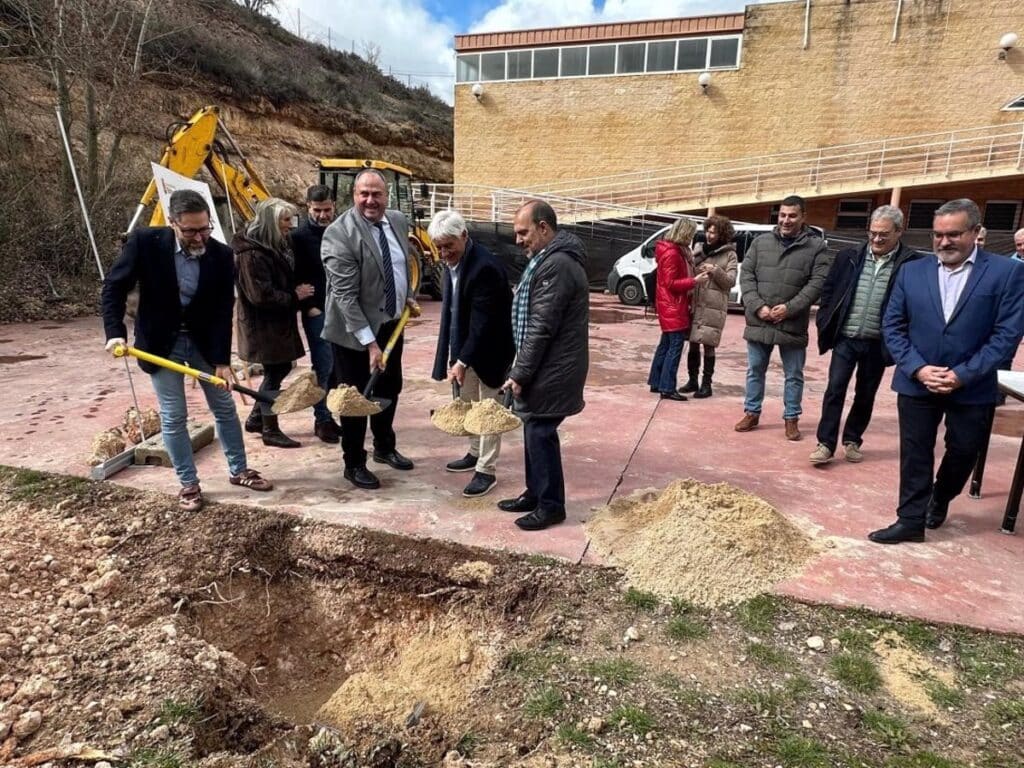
[317,159,443,299]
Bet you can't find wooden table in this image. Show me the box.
[969,370,1024,534]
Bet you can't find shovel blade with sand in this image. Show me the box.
[431,380,472,436]
[464,389,522,436]
[112,345,324,415]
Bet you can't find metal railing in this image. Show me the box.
[511,122,1024,212]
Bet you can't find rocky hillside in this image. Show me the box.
[0,0,453,321]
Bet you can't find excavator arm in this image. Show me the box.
[127,105,271,233]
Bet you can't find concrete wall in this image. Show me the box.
[454,0,1024,190]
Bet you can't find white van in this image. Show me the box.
[606,223,827,309]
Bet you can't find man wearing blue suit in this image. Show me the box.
[872,199,1024,544]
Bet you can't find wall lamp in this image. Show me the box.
[698,71,712,95]
[999,32,1019,60]
[471,82,484,101]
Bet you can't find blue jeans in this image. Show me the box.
[149,333,247,486]
[744,340,806,419]
[647,331,687,393]
[302,311,334,424]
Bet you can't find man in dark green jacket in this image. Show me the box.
[735,196,831,440]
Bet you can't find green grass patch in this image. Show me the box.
[667,614,708,642]
[523,686,564,719]
[671,596,696,615]
[556,723,595,749]
[985,697,1024,726]
[735,594,781,634]
[584,657,642,685]
[772,735,831,768]
[503,646,566,678]
[747,641,796,670]
[862,709,911,749]
[783,674,815,701]
[955,634,1024,687]
[128,748,184,768]
[623,587,659,611]
[610,704,655,734]
[837,628,875,653]
[738,688,785,716]
[830,652,882,693]
[924,679,964,710]
[455,731,480,757]
[156,697,201,727]
[897,621,939,651]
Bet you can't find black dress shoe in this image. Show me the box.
[372,449,414,470]
[446,452,477,472]
[515,508,567,531]
[463,472,497,498]
[314,420,341,444]
[498,492,537,513]
[660,391,687,401]
[868,520,925,544]
[925,497,949,530]
[343,465,380,489]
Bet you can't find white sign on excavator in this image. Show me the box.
[149,163,228,244]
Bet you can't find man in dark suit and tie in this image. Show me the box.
[321,169,416,489]
[871,199,1024,544]
[429,209,515,498]
[101,189,273,512]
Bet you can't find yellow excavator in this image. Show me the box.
[129,105,443,298]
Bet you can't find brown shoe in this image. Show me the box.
[229,469,274,492]
[784,418,802,441]
[734,412,760,432]
[178,484,203,512]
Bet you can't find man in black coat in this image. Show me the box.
[810,204,922,465]
[101,190,272,512]
[429,210,515,498]
[290,184,340,443]
[499,200,589,531]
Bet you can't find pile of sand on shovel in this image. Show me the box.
[464,398,521,436]
[586,479,818,608]
[431,399,472,435]
[271,370,326,415]
[326,384,382,417]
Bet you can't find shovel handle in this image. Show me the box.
[502,388,514,409]
[113,345,274,405]
[452,380,461,400]
[362,306,413,399]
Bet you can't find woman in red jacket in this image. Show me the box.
[647,218,709,400]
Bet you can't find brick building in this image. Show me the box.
[453,0,1024,241]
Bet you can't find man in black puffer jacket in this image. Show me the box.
[499,200,589,531]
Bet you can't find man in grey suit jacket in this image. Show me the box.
[321,169,416,489]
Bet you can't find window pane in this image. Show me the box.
[588,44,615,75]
[480,52,505,81]
[456,54,479,83]
[507,50,532,79]
[677,38,708,70]
[561,46,587,76]
[908,201,943,229]
[709,37,739,68]
[1005,94,1024,110]
[617,42,645,74]
[647,40,675,72]
[534,48,558,78]
[983,202,1022,231]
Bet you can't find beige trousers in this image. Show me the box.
[460,366,502,475]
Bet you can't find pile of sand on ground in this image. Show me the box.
[317,620,494,730]
[87,429,125,466]
[464,398,520,436]
[326,385,381,417]
[873,631,955,718]
[447,560,495,586]
[272,370,325,415]
[122,407,160,443]
[431,399,472,435]
[586,480,818,608]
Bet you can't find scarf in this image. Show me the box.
[511,247,550,349]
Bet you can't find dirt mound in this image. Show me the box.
[316,621,496,729]
[464,399,520,436]
[586,480,818,607]
[431,399,472,435]
[326,385,381,417]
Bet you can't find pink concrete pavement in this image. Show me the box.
[2,295,1022,634]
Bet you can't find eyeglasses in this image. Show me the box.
[175,225,213,237]
[867,231,896,240]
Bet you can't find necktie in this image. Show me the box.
[374,221,397,316]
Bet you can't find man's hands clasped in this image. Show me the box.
[915,365,961,395]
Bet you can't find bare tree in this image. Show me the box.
[237,0,277,13]
[361,40,382,70]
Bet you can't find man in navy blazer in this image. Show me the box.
[872,199,1024,543]
[102,190,273,512]
[429,209,515,498]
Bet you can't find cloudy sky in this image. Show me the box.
[271,0,774,103]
